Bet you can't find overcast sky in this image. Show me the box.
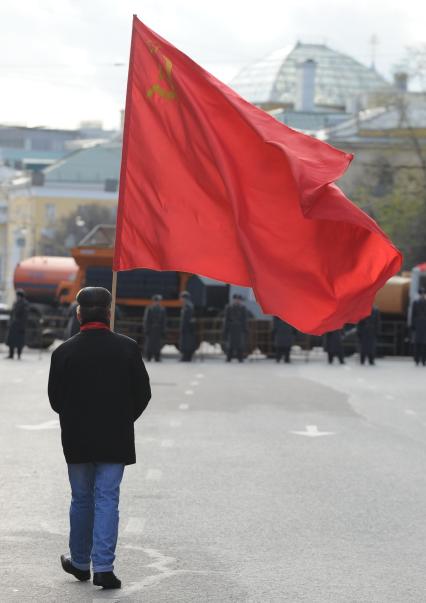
[1,0,425,130]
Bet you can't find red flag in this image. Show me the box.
[114,16,402,334]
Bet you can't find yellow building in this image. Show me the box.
[3,141,121,304]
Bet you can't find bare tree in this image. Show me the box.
[40,204,117,256]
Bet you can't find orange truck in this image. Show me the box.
[58,225,192,313]
[12,225,208,347]
[14,256,78,306]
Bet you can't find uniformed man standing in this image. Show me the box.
[324,330,345,365]
[223,294,248,362]
[5,289,29,359]
[411,287,426,366]
[357,306,380,365]
[179,291,197,362]
[272,317,295,363]
[143,294,167,362]
[65,301,80,340]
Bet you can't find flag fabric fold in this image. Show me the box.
[114,15,402,334]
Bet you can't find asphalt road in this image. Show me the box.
[1,344,426,602]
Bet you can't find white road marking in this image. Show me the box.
[17,419,59,431]
[185,389,194,395]
[385,394,395,400]
[195,373,204,379]
[125,517,146,534]
[116,545,209,597]
[190,380,199,386]
[146,469,162,481]
[161,439,174,448]
[405,409,416,416]
[13,378,23,383]
[179,403,189,410]
[290,425,335,437]
[169,420,182,427]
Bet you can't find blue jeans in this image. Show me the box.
[67,463,125,573]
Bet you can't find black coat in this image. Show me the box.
[48,330,151,465]
[357,308,380,354]
[65,302,80,339]
[272,317,294,348]
[223,303,248,348]
[143,304,166,355]
[6,298,29,348]
[412,298,426,344]
[324,330,344,355]
[179,301,197,353]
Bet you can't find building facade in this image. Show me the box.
[1,141,121,304]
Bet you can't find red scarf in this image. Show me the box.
[80,322,110,332]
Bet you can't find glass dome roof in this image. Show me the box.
[231,43,391,109]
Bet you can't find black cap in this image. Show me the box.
[76,287,112,308]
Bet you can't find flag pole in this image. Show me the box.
[110,271,118,331]
[111,17,136,333]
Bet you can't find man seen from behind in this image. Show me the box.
[48,287,151,590]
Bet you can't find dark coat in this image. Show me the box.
[143,304,166,355]
[357,307,380,354]
[48,330,151,465]
[324,330,344,355]
[6,298,29,348]
[223,303,248,348]
[412,298,426,344]
[179,301,197,353]
[272,317,294,348]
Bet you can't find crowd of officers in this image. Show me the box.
[4,288,426,367]
[143,288,426,366]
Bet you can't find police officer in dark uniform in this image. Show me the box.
[6,289,29,359]
[179,291,197,362]
[357,306,380,365]
[324,330,345,365]
[143,294,167,362]
[65,301,80,339]
[223,294,248,362]
[411,287,426,366]
[272,317,295,363]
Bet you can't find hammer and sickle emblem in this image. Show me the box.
[146,40,176,101]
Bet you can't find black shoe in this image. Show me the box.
[60,555,90,581]
[93,571,122,589]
